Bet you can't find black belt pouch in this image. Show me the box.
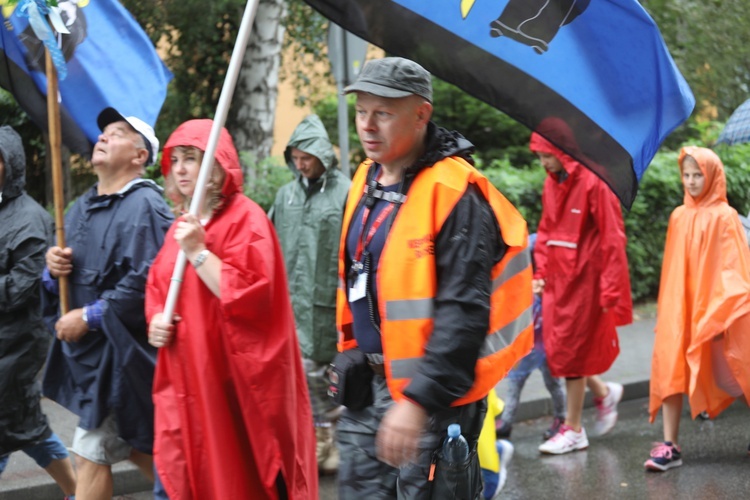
[327,349,374,410]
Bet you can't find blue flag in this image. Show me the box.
[0,0,172,156]
[304,0,695,207]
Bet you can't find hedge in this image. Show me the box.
[246,141,750,303]
[484,143,750,302]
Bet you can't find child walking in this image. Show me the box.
[530,128,633,455]
[646,146,750,471]
[496,234,567,441]
[479,389,514,499]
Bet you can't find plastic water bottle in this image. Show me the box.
[442,423,470,464]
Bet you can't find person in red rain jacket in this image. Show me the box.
[531,127,633,455]
[145,119,317,499]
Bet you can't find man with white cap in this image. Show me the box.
[42,107,173,499]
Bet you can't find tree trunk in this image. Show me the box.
[229,0,287,171]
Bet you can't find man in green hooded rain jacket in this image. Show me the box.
[269,114,350,473]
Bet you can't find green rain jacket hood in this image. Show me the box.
[270,115,350,362]
[284,114,338,175]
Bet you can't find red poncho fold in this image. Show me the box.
[531,133,633,377]
[146,120,317,499]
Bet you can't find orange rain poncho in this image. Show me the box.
[649,147,750,422]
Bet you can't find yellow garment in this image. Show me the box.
[478,389,504,473]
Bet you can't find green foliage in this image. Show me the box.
[660,119,725,151]
[480,144,750,303]
[644,0,750,120]
[119,0,247,141]
[623,151,685,301]
[624,144,750,301]
[240,152,293,212]
[312,78,534,168]
[717,143,750,215]
[431,79,534,167]
[5,0,749,308]
[482,159,545,231]
[283,0,330,106]
[312,93,364,166]
[143,152,166,186]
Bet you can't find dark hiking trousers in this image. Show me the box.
[337,375,486,499]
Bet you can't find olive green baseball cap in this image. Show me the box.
[344,57,432,103]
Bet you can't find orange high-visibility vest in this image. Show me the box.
[336,157,534,406]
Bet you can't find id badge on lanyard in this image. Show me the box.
[349,271,367,302]
[348,198,394,304]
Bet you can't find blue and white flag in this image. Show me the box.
[304,0,695,207]
[0,0,172,156]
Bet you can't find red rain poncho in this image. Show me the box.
[531,132,633,377]
[649,147,750,422]
[146,120,317,499]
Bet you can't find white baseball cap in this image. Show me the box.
[97,107,159,166]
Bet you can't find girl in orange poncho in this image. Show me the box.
[645,147,750,472]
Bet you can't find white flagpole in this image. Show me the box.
[161,0,260,323]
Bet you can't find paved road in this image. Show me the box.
[5,397,747,499]
[5,314,749,499]
[501,397,750,500]
[319,397,750,500]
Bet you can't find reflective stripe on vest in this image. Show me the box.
[480,305,534,357]
[385,298,434,321]
[336,157,534,405]
[492,247,532,293]
[390,304,534,380]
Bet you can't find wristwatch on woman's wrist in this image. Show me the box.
[192,249,210,269]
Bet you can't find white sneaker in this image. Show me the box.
[481,439,514,499]
[495,439,514,496]
[538,425,589,455]
[594,382,623,436]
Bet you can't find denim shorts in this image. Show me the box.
[72,414,131,465]
[0,433,69,476]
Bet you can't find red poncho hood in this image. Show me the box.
[161,119,243,199]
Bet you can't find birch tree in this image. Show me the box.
[228,0,286,161]
[122,0,289,164]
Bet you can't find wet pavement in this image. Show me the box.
[317,397,750,499]
[3,313,748,499]
[500,397,750,500]
[34,397,747,500]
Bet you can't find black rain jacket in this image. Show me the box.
[0,126,55,455]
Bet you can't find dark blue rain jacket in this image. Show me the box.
[42,180,172,453]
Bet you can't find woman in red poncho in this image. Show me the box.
[530,128,633,456]
[645,147,750,472]
[145,119,317,499]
